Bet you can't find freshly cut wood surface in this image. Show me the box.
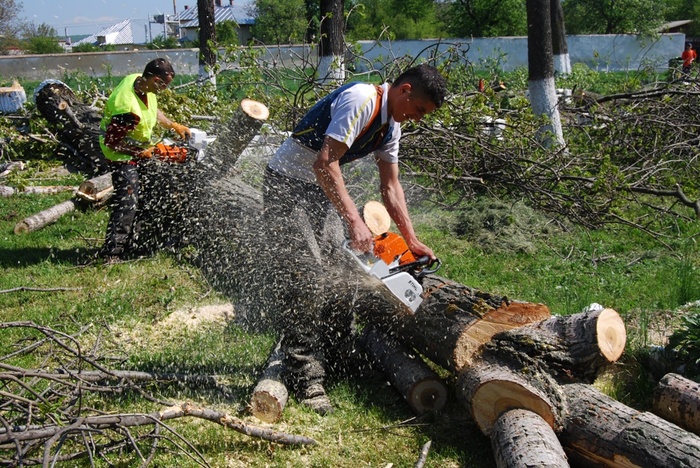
[456,360,561,435]
[491,409,569,468]
[362,200,391,235]
[240,99,270,121]
[653,373,700,436]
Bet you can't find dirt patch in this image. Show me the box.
[158,303,234,329]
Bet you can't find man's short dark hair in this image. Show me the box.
[393,64,448,108]
[143,58,175,79]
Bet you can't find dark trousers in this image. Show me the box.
[102,163,139,257]
[262,167,358,394]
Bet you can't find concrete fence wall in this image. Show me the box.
[0,34,685,83]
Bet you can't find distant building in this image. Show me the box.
[175,0,256,45]
[73,19,135,49]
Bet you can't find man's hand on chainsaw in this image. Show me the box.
[139,146,157,159]
[406,239,436,261]
[169,122,191,140]
[347,219,375,253]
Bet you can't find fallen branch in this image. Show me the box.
[0,402,316,446]
[0,286,82,294]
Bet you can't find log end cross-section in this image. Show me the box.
[596,308,626,362]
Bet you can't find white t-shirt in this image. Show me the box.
[268,82,401,183]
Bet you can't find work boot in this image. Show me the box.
[298,382,334,416]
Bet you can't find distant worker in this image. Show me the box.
[98,58,190,263]
[263,64,448,415]
[682,42,697,77]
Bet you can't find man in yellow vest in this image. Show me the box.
[98,58,190,263]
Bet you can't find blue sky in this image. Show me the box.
[21,0,179,43]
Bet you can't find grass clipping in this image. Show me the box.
[452,197,562,254]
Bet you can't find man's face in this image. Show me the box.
[151,73,173,93]
[391,83,437,123]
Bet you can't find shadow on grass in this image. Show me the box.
[0,246,97,268]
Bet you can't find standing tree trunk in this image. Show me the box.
[198,0,217,87]
[318,0,345,84]
[526,0,564,148]
[550,0,571,75]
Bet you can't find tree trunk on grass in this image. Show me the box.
[363,275,551,373]
[14,199,78,234]
[559,383,700,467]
[491,408,569,468]
[653,373,700,436]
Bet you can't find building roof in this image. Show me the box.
[657,20,693,32]
[175,1,256,27]
[74,19,134,46]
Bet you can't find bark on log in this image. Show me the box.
[491,409,569,468]
[371,275,551,373]
[0,161,25,177]
[456,359,564,435]
[559,383,700,467]
[14,199,77,234]
[249,340,288,423]
[653,373,700,436]
[359,326,448,415]
[485,308,626,383]
[76,172,113,203]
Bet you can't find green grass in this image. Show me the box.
[2,160,699,466]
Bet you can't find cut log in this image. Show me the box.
[0,161,26,177]
[456,359,564,435]
[76,172,114,204]
[14,199,77,234]
[559,383,700,467]
[249,340,288,423]
[370,275,551,373]
[21,185,76,195]
[0,185,15,197]
[0,80,26,113]
[491,409,569,468]
[485,308,626,383]
[359,326,448,415]
[653,372,700,436]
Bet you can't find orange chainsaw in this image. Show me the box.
[344,202,441,312]
[151,142,188,163]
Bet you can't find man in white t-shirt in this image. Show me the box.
[263,64,447,415]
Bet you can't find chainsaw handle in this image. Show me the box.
[416,257,441,278]
[389,256,441,277]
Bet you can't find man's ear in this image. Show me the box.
[400,83,413,94]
